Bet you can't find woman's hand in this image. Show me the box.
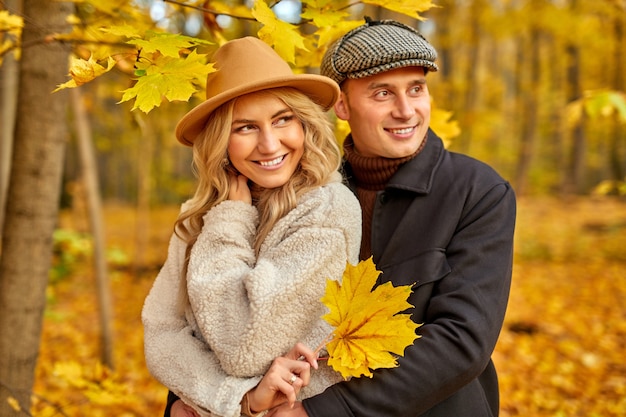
[247,343,318,412]
[228,174,252,204]
[170,399,201,417]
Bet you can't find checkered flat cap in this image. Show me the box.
[321,18,438,85]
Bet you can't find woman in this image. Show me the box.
[142,37,361,417]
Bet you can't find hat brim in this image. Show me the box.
[175,74,340,146]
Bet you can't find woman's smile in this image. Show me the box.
[228,91,305,189]
[257,154,287,168]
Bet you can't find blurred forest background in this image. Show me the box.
[1,0,625,416]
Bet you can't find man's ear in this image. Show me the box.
[334,92,349,120]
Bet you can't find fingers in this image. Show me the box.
[276,355,312,386]
[251,355,311,410]
[228,174,252,203]
[249,345,317,412]
[269,357,309,403]
[286,342,318,370]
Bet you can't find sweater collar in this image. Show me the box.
[343,129,444,194]
[342,136,417,191]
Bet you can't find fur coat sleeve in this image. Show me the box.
[142,179,361,417]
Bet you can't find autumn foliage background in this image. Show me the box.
[1,0,625,416]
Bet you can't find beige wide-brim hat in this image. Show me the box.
[176,36,340,146]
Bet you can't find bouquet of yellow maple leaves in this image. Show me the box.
[318,257,421,379]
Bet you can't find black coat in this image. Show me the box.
[303,130,516,417]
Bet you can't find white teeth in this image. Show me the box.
[389,127,414,134]
[259,155,284,167]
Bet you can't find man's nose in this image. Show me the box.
[392,95,416,119]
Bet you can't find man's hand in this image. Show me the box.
[170,399,200,417]
[266,401,309,417]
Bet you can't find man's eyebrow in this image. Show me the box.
[366,78,426,90]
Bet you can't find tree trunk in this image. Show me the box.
[133,112,154,274]
[513,24,541,196]
[71,88,115,369]
[0,0,71,414]
[0,0,22,241]
[561,0,586,195]
[458,0,484,154]
[608,12,625,187]
[562,42,585,195]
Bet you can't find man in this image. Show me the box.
[270,18,516,417]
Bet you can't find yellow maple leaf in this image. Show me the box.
[54,55,116,91]
[252,0,305,64]
[361,0,437,19]
[320,257,421,379]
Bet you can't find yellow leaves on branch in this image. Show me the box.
[119,50,215,113]
[55,26,215,113]
[360,0,438,19]
[48,0,440,114]
[54,55,116,91]
[0,10,23,61]
[321,257,420,379]
[252,0,305,65]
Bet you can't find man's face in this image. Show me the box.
[335,66,431,159]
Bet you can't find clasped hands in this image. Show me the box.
[171,344,316,417]
[245,342,317,416]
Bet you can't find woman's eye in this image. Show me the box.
[274,115,294,126]
[235,124,255,133]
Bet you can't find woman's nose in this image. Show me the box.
[257,129,281,153]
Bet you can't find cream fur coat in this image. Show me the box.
[142,176,361,417]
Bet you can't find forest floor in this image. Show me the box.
[32,196,626,416]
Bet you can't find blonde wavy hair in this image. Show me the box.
[174,87,341,272]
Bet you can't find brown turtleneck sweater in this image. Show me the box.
[343,135,427,260]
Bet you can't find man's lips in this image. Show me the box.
[385,126,416,135]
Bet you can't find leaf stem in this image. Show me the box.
[313,332,335,357]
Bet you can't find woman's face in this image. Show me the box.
[227,91,305,189]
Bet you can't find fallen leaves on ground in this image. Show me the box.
[32,197,626,416]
